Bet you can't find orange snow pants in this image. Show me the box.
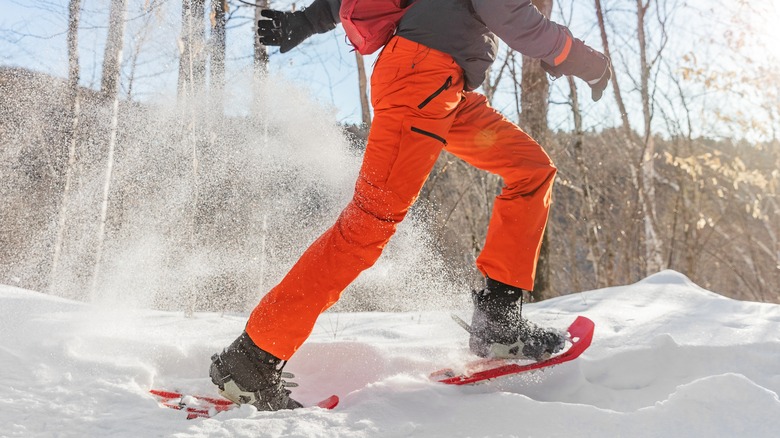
[246,37,557,360]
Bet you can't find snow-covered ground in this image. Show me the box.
[2,270,779,437]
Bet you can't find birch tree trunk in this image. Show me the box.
[594,0,665,276]
[252,0,270,117]
[355,52,371,128]
[176,0,209,315]
[254,0,270,71]
[91,0,128,296]
[50,0,82,290]
[179,0,207,102]
[178,0,192,101]
[253,0,269,72]
[636,0,665,274]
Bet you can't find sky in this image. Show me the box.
[0,0,777,139]
[1,0,371,122]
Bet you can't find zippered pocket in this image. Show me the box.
[411,126,447,145]
[417,76,453,109]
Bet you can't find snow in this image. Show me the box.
[1,270,779,437]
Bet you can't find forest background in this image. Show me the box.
[0,0,777,313]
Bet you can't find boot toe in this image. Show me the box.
[209,334,303,411]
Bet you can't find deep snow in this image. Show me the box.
[1,270,779,437]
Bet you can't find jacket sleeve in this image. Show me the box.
[472,0,573,66]
[304,0,342,33]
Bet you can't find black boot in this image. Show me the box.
[210,332,303,411]
[469,278,565,361]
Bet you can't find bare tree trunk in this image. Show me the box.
[595,0,664,277]
[594,0,640,258]
[178,0,210,315]
[521,0,553,299]
[636,0,664,274]
[92,0,128,296]
[252,0,270,117]
[593,0,636,283]
[178,0,192,100]
[254,0,270,75]
[520,60,550,141]
[566,76,604,287]
[594,0,631,133]
[50,0,82,291]
[178,0,207,102]
[210,0,227,115]
[100,0,128,101]
[126,1,159,101]
[355,52,371,128]
[191,0,206,92]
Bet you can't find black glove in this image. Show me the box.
[542,38,612,102]
[257,9,315,53]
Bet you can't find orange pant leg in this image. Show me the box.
[246,37,465,360]
[445,92,557,291]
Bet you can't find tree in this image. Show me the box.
[521,0,554,299]
[91,0,129,296]
[251,0,270,118]
[253,0,270,75]
[593,0,673,276]
[50,0,82,290]
[179,0,207,101]
[355,52,371,128]
[634,0,666,275]
[100,0,128,101]
[209,0,227,115]
[125,0,165,100]
[594,0,630,131]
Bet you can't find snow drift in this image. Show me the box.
[1,270,779,437]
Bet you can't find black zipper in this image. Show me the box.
[417,76,453,109]
[411,126,447,145]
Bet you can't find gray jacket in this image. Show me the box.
[305,0,571,90]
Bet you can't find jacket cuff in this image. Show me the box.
[555,38,609,83]
[552,34,573,66]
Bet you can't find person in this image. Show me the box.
[209,0,611,411]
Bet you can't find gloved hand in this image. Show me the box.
[257,9,315,53]
[542,38,612,102]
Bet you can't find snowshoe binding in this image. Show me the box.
[469,278,565,361]
[209,331,302,411]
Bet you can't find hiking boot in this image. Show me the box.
[469,278,565,361]
[209,332,303,411]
